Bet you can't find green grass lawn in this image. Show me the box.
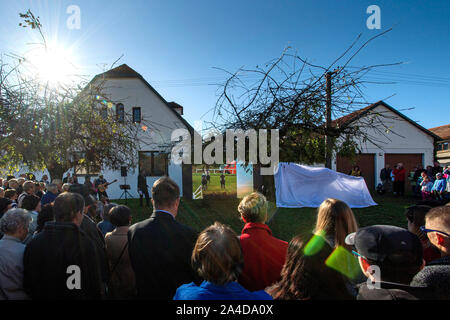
[115,192,416,242]
[192,173,237,198]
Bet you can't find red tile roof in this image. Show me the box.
[429,124,450,140]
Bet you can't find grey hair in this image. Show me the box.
[0,208,30,235]
[47,183,58,193]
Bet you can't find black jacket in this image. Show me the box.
[23,222,103,300]
[128,211,200,300]
[411,255,450,300]
[380,168,392,180]
[80,215,110,285]
[357,281,436,300]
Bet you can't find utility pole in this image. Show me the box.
[325,71,333,169]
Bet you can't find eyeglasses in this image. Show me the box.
[420,226,450,237]
[351,250,367,260]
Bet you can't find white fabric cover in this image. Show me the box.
[274,163,377,208]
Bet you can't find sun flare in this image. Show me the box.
[24,43,78,88]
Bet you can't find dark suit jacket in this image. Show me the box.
[128,211,200,300]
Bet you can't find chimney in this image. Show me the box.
[168,101,184,115]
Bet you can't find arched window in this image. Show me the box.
[116,103,125,123]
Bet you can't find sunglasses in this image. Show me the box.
[351,250,367,260]
[420,226,450,237]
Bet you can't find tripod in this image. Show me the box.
[119,176,133,204]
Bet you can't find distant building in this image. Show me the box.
[331,101,439,190]
[429,124,450,165]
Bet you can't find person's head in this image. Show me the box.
[385,164,390,169]
[47,184,58,195]
[434,161,440,167]
[0,198,14,217]
[315,198,358,248]
[42,175,48,181]
[102,203,117,222]
[424,206,450,256]
[99,174,103,179]
[0,187,4,198]
[36,203,54,233]
[424,175,430,183]
[17,177,25,185]
[62,183,71,192]
[20,194,41,212]
[8,179,19,190]
[238,192,268,224]
[53,192,85,226]
[52,179,63,191]
[267,234,353,300]
[436,173,443,180]
[83,195,97,218]
[4,189,17,201]
[0,208,30,241]
[85,176,91,182]
[346,225,424,284]
[421,172,428,179]
[353,165,360,171]
[109,205,132,227]
[398,163,403,169]
[151,177,180,214]
[72,175,78,183]
[405,205,432,241]
[23,180,35,194]
[192,222,243,286]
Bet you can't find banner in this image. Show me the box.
[274,163,377,208]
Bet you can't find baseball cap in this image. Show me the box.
[345,225,423,263]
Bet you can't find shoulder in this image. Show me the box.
[174,282,204,300]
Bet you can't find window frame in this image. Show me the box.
[116,103,125,123]
[139,151,168,177]
[132,107,142,123]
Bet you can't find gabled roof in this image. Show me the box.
[332,100,440,140]
[91,64,193,134]
[429,124,450,140]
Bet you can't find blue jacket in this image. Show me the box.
[174,281,273,300]
[40,191,58,206]
[431,179,446,192]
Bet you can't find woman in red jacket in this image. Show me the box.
[238,192,288,292]
[393,163,406,196]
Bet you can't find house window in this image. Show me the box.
[139,151,168,176]
[132,107,141,123]
[444,143,449,150]
[116,103,125,123]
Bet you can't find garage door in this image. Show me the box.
[336,154,375,190]
[385,153,423,189]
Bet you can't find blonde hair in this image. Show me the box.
[314,198,358,248]
[238,192,268,223]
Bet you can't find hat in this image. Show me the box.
[345,225,422,263]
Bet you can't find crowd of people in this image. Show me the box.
[0,172,449,300]
[378,162,450,201]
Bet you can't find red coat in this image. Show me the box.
[393,168,406,182]
[238,222,288,291]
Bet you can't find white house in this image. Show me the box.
[331,101,439,190]
[9,64,191,200]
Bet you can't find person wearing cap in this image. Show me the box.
[346,225,432,300]
[411,206,450,300]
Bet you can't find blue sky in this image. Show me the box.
[1,0,449,129]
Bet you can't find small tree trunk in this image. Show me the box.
[46,162,67,182]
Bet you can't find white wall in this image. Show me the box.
[332,104,435,186]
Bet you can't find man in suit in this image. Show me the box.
[128,177,200,299]
[137,171,150,207]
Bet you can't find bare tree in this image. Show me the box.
[210,29,406,166]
